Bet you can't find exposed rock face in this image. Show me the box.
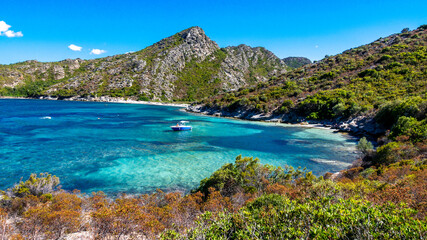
[219,45,286,90]
[62,59,81,72]
[53,65,65,80]
[334,116,387,136]
[177,26,219,60]
[0,26,287,101]
[282,57,312,68]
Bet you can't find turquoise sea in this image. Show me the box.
[0,99,357,194]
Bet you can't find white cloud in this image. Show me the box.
[90,49,106,55]
[4,30,23,37]
[0,21,23,38]
[0,21,11,32]
[68,44,82,51]
[315,45,319,48]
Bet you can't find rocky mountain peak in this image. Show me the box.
[0,26,287,102]
[178,27,215,45]
[144,26,219,62]
[173,26,219,59]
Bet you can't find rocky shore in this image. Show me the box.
[186,104,386,137]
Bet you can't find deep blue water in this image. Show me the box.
[0,99,357,194]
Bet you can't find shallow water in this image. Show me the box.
[0,99,357,194]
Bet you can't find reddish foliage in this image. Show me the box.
[18,192,82,239]
[204,188,232,213]
[341,167,364,180]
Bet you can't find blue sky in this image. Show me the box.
[0,0,426,64]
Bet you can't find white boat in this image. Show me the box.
[171,121,192,131]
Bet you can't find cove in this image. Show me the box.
[0,99,357,194]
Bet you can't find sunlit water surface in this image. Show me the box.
[0,99,357,194]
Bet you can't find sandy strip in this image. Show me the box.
[106,99,189,107]
[0,96,189,108]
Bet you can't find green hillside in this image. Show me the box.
[198,26,427,125]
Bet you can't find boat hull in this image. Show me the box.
[171,126,192,131]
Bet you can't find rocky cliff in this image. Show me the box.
[0,27,287,101]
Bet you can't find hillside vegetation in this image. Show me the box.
[195,26,427,129]
[282,56,312,68]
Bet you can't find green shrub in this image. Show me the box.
[185,195,426,240]
[373,141,417,166]
[195,155,312,197]
[390,116,427,142]
[418,24,427,30]
[8,173,60,198]
[278,99,294,113]
[378,54,392,62]
[357,137,374,156]
[358,69,378,78]
[375,97,427,128]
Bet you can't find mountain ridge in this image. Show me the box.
[0,26,289,102]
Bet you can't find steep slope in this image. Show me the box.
[190,25,427,135]
[0,27,286,101]
[283,56,312,68]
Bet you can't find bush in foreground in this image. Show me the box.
[166,194,426,239]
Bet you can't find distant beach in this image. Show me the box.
[0,96,189,108]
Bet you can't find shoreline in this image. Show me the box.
[183,107,338,132]
[1,96,370,139]
[1,96,358,135]
[185,104,386,139]
[0,96,189,108]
